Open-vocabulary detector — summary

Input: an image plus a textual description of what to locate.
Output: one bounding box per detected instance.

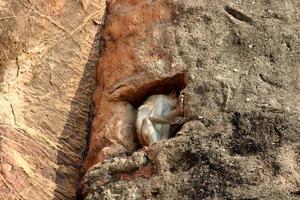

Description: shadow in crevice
[53,25,103,200]
[123,73,187,108]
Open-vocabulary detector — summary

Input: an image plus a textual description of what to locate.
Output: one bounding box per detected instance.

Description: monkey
[136,91,185,146]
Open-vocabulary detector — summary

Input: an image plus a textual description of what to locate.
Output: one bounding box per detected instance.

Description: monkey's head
[167,90,180,107]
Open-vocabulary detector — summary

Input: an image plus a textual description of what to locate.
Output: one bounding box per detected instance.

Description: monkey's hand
[171,116,186,125]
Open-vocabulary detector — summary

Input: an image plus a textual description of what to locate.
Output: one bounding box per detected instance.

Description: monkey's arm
[149,115,186,125]
[149,93,184,124]
[149,116,171,124]
[148,108,182,124]
[141,118,159,145]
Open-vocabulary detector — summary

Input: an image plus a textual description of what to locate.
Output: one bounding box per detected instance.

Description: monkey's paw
[172,116,186,125]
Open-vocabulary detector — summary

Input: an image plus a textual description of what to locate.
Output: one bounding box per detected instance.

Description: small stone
[246,98,251,102]
[233,68,238,72]
[249,44,253,48]
[261,103,268,108]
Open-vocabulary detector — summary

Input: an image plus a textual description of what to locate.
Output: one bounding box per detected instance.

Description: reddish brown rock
[83,0,186,171]
[119,164,154,181]
[82,95,137,171]
[0,0,106,199]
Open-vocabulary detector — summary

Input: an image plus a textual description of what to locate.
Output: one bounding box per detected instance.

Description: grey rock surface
[83,0,300,199]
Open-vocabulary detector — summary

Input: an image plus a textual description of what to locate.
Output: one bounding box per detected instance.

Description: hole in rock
[122,73,187,108]
[127,73,187,145]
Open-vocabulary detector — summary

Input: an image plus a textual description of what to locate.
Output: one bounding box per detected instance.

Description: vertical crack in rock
[54,26,104,200]
[10,103,16,126]
[15,57,20,78]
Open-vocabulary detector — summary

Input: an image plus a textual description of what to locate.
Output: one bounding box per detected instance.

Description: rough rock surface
[0,0,106,199]
[1,0,299,199]
[82,0,187,172]
[82,0,300,199]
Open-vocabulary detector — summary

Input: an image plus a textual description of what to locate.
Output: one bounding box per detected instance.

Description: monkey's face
[167,96,178,108]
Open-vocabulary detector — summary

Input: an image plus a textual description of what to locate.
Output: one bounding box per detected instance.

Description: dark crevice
[0,63,4,92]
[285,40,292,51]
[16,57,20,78]
[76,189,85,200]
[53,11,106,200]
[119,72,187,108]
[10,103,16,125]
[259,73,283,88]
[225,6,254,25]
[73,4,109,199]
[291,190,300,196]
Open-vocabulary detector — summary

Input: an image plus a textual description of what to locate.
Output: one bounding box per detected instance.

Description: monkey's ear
[169,90,177,98]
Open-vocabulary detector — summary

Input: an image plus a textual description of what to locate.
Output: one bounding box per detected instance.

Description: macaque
[136,91,184,146]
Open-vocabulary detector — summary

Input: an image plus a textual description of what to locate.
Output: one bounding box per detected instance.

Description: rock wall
[82,0,300,199]
[82,0,186,172]
[0,0,299,199]
[0,0,106,199]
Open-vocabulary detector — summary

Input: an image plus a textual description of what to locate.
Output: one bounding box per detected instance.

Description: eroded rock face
[83,0,186,171]
[83,95,137,171]
[0,0,106,199]
[82,0,300,199]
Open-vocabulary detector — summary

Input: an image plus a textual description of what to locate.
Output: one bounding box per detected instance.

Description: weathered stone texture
[83,0,186,171]
[1,0,300,199]
[0,0,106,199]
[83,0,300,199]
